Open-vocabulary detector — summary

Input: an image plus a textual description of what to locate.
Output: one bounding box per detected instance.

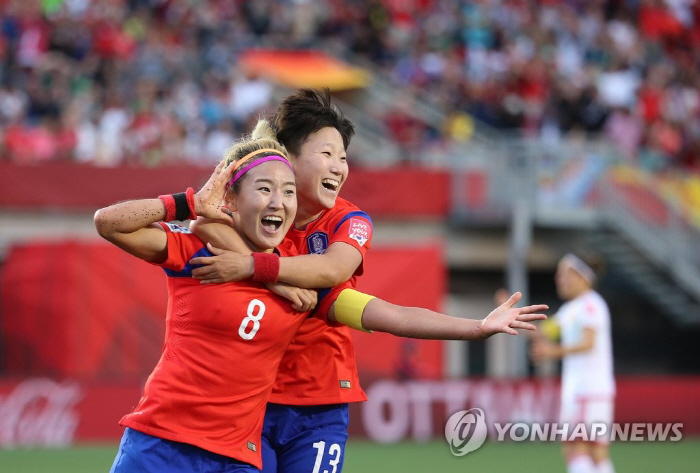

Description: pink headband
[229,155,294,187]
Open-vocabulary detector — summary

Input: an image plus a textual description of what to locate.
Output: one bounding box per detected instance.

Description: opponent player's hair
[222,119,290,193]
[270,88,355,156]
[560,251,605,287]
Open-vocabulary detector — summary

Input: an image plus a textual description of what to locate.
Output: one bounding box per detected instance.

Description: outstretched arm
[494,287,552,341]
[329,291,548,340]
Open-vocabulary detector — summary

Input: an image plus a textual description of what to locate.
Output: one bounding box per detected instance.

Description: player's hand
[189,243,254,283]
[480,292,548,337]
[194,160,236,223]
[266,283,317,312]
[530,339,559,362]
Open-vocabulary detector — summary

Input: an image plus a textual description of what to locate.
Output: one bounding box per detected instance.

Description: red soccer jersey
[269,197,373,405]
[120,223,307,468]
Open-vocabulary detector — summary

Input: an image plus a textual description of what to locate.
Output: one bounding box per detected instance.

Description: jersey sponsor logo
[247,441,257,452]
[348,218,371,246]
[339,380,352,389]
[307,232,329,255]
[164,223,192,234]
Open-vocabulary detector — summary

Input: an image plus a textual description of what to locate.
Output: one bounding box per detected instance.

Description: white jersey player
[531,254,615,473]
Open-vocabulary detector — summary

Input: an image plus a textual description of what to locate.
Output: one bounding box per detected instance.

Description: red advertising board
[0,162,459,218]
[3,241,698,447]
[351,246,446,381]
[0,377,698,446]
[0,242,168,379]
[348,377,700,441]
[0,378,140,446]
[0,241,446,380]
[0,240,448,445]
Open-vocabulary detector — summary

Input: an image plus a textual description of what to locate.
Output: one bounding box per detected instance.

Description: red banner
[352,245,446,381]
[0,242,168,380]
[340,167,451,218]
[4,241,699,446]
[0,377,698,446]
[1,241,446,380]
[0,162,213,210]
[0,378,141,446]
[0,162,460,217]
[0,240,448,445]
[349,377,700,441]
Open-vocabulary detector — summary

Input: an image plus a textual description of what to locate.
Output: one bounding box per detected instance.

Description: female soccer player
[94,121,314,472]
[531,254,615,473]
[189,89,547,473]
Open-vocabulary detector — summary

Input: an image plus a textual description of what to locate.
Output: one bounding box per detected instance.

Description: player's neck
[294,208,324,230]
[238,233,272,254]
[571,287,592,299]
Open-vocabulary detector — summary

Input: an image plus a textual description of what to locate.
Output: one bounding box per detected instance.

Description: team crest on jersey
[164,223,191,234]
[348,218,371,246]
[307,232,329,254]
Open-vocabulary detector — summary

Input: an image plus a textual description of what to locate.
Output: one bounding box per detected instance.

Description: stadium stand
[1,0,700,458]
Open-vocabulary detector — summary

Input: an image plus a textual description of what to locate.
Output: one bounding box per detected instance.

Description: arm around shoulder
[277,242,363,288]
[190,217,251,254]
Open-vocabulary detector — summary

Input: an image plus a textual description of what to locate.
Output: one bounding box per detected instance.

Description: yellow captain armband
[334,289,375,333]
[541,319,560,341]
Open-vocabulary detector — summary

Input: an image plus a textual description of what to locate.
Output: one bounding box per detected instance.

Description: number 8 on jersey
[239,299,266,340]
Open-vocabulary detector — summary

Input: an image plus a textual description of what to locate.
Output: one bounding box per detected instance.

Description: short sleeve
[329,211,373,276]
[579,298,606,329]
[312,281,354,325]
[153,222,208,274]
[276,237,298,257]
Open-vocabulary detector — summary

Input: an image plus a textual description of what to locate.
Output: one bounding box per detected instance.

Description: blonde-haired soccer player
[531,254,615,473]
[191,89,549,473]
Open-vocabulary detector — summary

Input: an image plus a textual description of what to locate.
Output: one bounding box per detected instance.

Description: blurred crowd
[366,0,700,174]
[1,0,699,176]
[0,0,279,166]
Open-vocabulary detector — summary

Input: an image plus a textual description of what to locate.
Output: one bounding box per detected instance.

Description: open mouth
[321,178,339,192]
[261,215,283,233]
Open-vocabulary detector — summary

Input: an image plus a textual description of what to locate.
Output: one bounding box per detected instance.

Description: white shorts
[559,394,614,444]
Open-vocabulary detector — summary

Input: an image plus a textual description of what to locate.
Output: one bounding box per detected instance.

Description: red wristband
[251,252,280,283]
[185,187,197,220]
[158,194,176,221]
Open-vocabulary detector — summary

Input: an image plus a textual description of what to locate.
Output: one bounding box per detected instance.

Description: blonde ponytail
[220,119,291,191]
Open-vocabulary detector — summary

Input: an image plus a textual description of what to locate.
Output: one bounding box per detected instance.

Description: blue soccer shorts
[110,427,260,473]
[261,403,350,473]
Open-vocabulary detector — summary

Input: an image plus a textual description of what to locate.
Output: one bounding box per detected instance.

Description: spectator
[0,0,698,177]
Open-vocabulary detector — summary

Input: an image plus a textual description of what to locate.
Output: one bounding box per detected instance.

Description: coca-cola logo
[0,378,82,447]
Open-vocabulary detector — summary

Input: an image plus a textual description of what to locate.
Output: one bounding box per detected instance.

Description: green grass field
[0,439,697,472]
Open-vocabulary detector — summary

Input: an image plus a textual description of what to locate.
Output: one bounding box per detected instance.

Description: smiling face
[290,126,348,225]
[226,160,297,252]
